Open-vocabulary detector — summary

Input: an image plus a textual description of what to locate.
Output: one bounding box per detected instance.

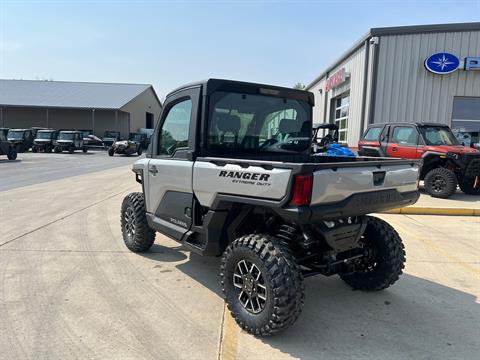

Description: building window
[334,94,349,142]
[451,97,480,148]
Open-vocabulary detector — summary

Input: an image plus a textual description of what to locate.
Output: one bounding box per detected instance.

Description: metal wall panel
[310,45,368,146]
[374,31,480,125]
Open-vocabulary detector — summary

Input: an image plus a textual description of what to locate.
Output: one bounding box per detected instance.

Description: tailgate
[310,163,419,205]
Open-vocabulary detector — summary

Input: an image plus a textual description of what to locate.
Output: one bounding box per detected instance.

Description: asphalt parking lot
[0,151,139,192]
[0,156,479,360]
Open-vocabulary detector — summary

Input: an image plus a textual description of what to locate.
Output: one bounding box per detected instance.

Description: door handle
[148,165,159,175]
[391,147,398,151]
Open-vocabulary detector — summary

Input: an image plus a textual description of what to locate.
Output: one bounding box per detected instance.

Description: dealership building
[0,79,162,137]
[307,22,480,147]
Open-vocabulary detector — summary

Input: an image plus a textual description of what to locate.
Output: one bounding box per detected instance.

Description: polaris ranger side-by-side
[0,128,17,160]
[54,131,88,154]
[32,129,58,153]
[7,128,35,153]
[120,79,420,336]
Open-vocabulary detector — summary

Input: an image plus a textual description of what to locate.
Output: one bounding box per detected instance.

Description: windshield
[37,131,54,140]
[207,92,311,155]
[104,131,119,138]
[58,132,75,141]
[420,126,459,146]
[7,130,25,140]
[129,133,142,141]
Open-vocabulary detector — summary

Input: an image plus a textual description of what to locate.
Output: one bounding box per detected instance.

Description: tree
[293,83,306,90]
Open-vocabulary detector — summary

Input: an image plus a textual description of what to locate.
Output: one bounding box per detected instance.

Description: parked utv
[312,123,339,152]
[7,128,35,152]
[102,131,121,147]
[129,132,150,150]
[54,131,88,153]
[0,128,17,160]
[108,139,142,156]
[32,129,58,153]
[358,122,480,198]
[120,79,420,336]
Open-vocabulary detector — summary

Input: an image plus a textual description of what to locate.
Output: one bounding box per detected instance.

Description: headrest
[214,113,241,133]
[279,119,300,134]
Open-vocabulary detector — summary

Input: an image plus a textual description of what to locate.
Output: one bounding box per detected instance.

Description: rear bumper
[275,189,420,224]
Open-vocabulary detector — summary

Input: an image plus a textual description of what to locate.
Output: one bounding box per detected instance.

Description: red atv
[359,122,480,198]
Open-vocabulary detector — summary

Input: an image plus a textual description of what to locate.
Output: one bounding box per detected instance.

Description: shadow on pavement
[0,159,21,164]
[419,186,479,202]
[174,253,479,359]
[139,243,189,263]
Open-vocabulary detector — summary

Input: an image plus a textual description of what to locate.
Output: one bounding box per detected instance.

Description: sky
[1,0,479,100]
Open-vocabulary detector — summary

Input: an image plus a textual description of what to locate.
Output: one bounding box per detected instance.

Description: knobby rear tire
[220,234,304,336]
[340,216,405,291]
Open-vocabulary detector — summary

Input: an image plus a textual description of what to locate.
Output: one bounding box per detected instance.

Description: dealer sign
[425,52,480,74]
[325,68,348,91]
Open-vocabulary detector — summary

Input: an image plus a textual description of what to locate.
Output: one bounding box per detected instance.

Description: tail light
[290,174,313,206]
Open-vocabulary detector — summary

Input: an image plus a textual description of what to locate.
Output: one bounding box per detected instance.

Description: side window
[363,127,382,141]
[158,99,192,155]
[391,127,418,145]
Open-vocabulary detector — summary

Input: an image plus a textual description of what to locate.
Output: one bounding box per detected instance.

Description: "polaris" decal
[219,170,271,186]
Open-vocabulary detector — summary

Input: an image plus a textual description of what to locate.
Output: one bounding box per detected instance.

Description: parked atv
[0,128,17,160]
[102,131,121,148]
[120,79,420,336]
[7,128,35,153]
[32,129,58,153]
[108,140,142,156]
[54,131,88,154]
[359,122,480,198]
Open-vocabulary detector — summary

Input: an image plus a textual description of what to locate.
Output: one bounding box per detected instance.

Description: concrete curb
[383,206,480,216]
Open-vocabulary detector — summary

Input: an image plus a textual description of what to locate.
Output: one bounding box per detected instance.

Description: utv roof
[313,123,339,130]
[166,78,315,105]
[37,129,56,132]
[368,122,450,127]
[9,128,30,131]
[59,130,81,133]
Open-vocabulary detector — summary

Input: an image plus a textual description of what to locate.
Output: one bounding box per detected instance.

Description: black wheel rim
[124,207,136,239]
[233,260,267,314]
[357,238,378,273]
[432,175,447,193]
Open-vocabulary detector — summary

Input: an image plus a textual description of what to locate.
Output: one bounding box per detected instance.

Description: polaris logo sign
[219,170,271,186]
[425,52,480,74]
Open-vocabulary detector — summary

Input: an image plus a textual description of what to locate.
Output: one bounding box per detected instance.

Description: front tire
[68,145,74,154]
[137,146,143,156]
[108,147,115,156]
[459,176,480,195]
[424,167,457,198]
[54,146,62,153]
[45,144,53,153]
[121,192,155,252]
[340,216,405,291]
[7,147,17,160]
[220,234,304,336]
[82,146,88,153]
[31,146,38,153]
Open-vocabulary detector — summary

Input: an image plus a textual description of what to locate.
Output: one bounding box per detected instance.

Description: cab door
[145,86,201,241]
[386,125,420,159]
